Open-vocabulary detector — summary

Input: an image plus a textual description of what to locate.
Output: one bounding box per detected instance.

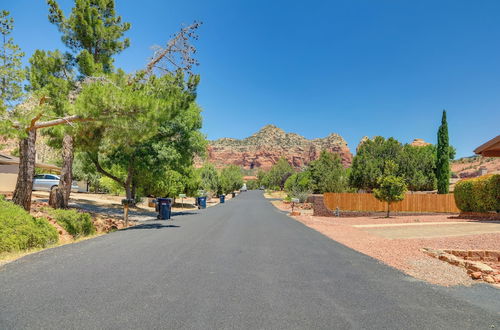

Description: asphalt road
[1,191,499,329]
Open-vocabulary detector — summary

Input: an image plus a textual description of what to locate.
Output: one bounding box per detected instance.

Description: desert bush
[454,174,500,212]
[0,199,59,253]
[287,191,311,203]
[46,208,95,238]
[285,171,312,202]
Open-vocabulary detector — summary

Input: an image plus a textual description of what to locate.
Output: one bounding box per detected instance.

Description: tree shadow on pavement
[123,222,180,230]
[172,211,198,216]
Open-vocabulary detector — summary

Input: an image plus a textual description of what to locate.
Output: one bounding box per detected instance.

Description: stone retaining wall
[423,248,500,284]
[307,195,333,217]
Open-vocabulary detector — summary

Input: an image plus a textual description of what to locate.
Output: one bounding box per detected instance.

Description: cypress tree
[436,110,450,194]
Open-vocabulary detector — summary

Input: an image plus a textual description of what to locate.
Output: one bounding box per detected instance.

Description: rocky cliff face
[202,125,352,170]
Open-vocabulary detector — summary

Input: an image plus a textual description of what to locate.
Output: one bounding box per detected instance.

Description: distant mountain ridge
[200,125,352,170]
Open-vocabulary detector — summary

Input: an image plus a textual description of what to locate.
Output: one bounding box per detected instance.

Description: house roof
[0,153,61,172]
[474,135,500,157]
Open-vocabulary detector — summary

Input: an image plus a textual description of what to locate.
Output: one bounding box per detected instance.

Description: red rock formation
[199,125,352,170]
[410,138,432,147]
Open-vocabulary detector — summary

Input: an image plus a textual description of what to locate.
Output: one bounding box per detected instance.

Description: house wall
[0,164,19,192]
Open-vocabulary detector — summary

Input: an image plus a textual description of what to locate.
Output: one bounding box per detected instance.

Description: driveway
[357,221,500,239]
[1,191,498,329]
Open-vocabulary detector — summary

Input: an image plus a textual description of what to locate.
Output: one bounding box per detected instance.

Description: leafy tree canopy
[219,165,243,195]
[47,0,131,75]
[349,136,402,191]
[198,163,219,197]
[308,150,347,193]
[0,10,24,110]
[262,157,294,190]
[350,136,455,192]
[373,160,408,217]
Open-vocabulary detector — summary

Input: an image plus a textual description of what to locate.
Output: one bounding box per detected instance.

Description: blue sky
[3,0,500,158]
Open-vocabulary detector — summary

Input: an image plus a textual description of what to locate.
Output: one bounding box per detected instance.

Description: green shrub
[285,172,312,202]
[454,174,500,212]
[46,208,95,238]
[246,180,259,190]
[0,199,59,253]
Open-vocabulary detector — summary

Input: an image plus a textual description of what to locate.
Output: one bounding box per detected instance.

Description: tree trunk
[49,134,74,209]
[131,181,137,202]
[12,130,37,211]
[386,202,391,218]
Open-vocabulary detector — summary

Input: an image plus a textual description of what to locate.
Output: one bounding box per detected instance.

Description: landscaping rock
[470,272,482,280]
[482,275,495,283]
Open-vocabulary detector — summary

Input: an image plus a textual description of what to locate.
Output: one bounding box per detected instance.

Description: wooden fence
[323,193,460,213]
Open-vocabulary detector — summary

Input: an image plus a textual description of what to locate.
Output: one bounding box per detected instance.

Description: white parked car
[33,174,79,192]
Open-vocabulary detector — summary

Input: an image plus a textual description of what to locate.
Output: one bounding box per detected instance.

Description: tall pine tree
[44,0,131,208]
[436,110,450,194]
[0,10,24,110]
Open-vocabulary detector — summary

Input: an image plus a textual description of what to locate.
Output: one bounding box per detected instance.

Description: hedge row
[0,198,59,253]
[45,208,95,238]
[454,174,500,213]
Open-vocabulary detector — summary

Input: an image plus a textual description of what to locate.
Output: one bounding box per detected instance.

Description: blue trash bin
[198,196,207,209]
[219,195,225,203]
[157,198,172,220]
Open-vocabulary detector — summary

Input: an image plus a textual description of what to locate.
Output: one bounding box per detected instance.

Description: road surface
[1,191,499,329]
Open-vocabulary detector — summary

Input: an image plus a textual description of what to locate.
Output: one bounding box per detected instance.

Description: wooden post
[124,204,129,227]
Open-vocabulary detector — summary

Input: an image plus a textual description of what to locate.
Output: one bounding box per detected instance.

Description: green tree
[0,10,24,110]
[308,150,347,193]
[0,13,82,211]
[436,110,450,194]
[155,170,185,198]
[264,158,294,190]
[373,161,407,217]
[43,0,131,208]
[199,163,219,197]
[256,169,267,187]
[70,21,202,204]
[246,180,259,190]
[219,165,243,195]
[284,171,312,202]
[397,145,436,191]
[183,166,202,197]
[98,164,125,195]
[72,151,102,192]
[47,0,130,75]
[77,71,202,201]
[349,136,402,191]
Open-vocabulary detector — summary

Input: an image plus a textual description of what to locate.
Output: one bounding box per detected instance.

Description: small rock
[483,275,495,283]
[470,272,482,280]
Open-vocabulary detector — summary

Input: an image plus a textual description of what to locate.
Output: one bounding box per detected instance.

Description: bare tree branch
[141,21,202,79]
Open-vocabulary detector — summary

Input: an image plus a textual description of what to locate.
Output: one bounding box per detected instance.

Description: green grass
[0,199,59,253]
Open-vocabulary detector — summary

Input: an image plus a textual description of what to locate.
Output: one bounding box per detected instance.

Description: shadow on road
[123,222,180,230]
[172,211,199,216]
